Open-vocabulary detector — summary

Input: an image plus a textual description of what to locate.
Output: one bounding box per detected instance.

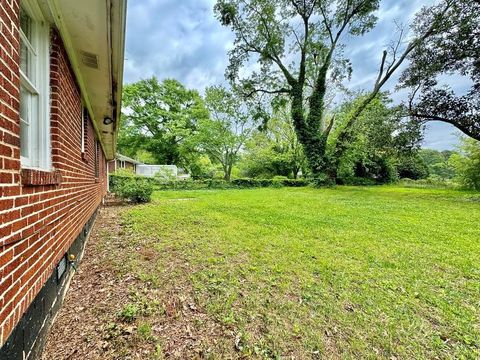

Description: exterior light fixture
[103,117,113,125]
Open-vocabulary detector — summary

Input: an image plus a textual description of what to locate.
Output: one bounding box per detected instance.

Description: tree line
[118,0,479,189]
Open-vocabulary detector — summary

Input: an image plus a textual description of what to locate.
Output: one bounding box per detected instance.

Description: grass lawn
[109,186,479,359]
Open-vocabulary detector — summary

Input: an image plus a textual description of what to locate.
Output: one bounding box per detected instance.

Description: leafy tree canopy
[401,0,480,140]
[193,85,257,180]
[118,77,209,168]
[215,0,453,180]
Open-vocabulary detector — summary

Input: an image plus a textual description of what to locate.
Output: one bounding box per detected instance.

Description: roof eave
[45,0,127,161]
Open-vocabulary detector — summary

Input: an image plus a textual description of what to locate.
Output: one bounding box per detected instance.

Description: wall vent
[80,50,99,69]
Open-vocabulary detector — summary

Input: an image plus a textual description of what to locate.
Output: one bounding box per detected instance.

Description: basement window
[19,2,50,170]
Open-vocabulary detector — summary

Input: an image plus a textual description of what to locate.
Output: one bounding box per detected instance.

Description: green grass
[120,186,480,359]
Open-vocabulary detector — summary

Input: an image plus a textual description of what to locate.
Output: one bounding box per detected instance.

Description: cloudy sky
[124,0,463,150]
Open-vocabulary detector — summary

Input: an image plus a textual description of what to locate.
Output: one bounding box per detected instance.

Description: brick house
[107,153,143,174]
[0,0,127,358]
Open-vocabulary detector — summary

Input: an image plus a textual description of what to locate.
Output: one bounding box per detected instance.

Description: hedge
[109,174,155,203]
[110,174,311,192]
[157,177,310,190]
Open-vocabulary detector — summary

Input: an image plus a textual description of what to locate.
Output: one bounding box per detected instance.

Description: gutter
[109,0,128,159]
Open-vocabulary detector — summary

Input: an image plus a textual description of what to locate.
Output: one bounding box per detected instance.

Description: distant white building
[136,164,178,178]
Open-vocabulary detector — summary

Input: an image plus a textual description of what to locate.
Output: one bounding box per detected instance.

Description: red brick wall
[0,1,108,346]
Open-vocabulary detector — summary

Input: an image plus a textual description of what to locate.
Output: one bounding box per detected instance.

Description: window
[94,140,99,178]
[19,3,50,169]
[81,106,88,154]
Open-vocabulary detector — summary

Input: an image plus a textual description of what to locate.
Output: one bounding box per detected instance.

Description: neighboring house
[0,1,126,359]
[107,153,143,174]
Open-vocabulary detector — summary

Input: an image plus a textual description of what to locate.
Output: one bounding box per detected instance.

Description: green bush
[110,175,154,203]
[157,180,209,190]
[113,168,136,176]
[396,155,429,180]
[310,175,335,187]
[271,180,285,188]
[206,179,230,188]
[109,174,131,191]
[398,177,456,189]
[231,178,262,187]
[341,177,377,186]
[282,179,310,187]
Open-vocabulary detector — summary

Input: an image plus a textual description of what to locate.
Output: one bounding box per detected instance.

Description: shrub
[113,176,154,203]
[341,177,376,186]
[206,179,230,188]
[271,179,285,188]
[396,155,429,180]
[113,168,136,176]
[109,174,131,191]
[282,179,310,187]
[398,177,455,189]
[232,178,261,188]
[310,175,335,187]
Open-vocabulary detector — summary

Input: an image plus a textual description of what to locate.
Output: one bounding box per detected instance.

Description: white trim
[19,70,39,94]
[19,1,51,171]
[19,29,37,56]
[81,107,86,154]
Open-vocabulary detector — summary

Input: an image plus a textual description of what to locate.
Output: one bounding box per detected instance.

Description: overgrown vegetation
[111,173,154,203]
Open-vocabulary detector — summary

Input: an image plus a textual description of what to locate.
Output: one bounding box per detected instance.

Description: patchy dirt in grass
[41,206,231,360]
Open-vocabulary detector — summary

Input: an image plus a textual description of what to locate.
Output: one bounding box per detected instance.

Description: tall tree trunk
[223,164,232,181]
[222,162,229,181]
[301,134,328,179]
[290,87,328,180]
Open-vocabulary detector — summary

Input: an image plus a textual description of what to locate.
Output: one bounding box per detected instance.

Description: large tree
[195,86,256,181]
[214,0,452,179]
[119,77,209,168]
[400,1,480,141]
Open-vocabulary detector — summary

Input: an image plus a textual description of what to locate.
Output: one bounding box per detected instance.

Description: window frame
[94,139,99,178]
[19,0,51,170]
[81,106,87,154]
